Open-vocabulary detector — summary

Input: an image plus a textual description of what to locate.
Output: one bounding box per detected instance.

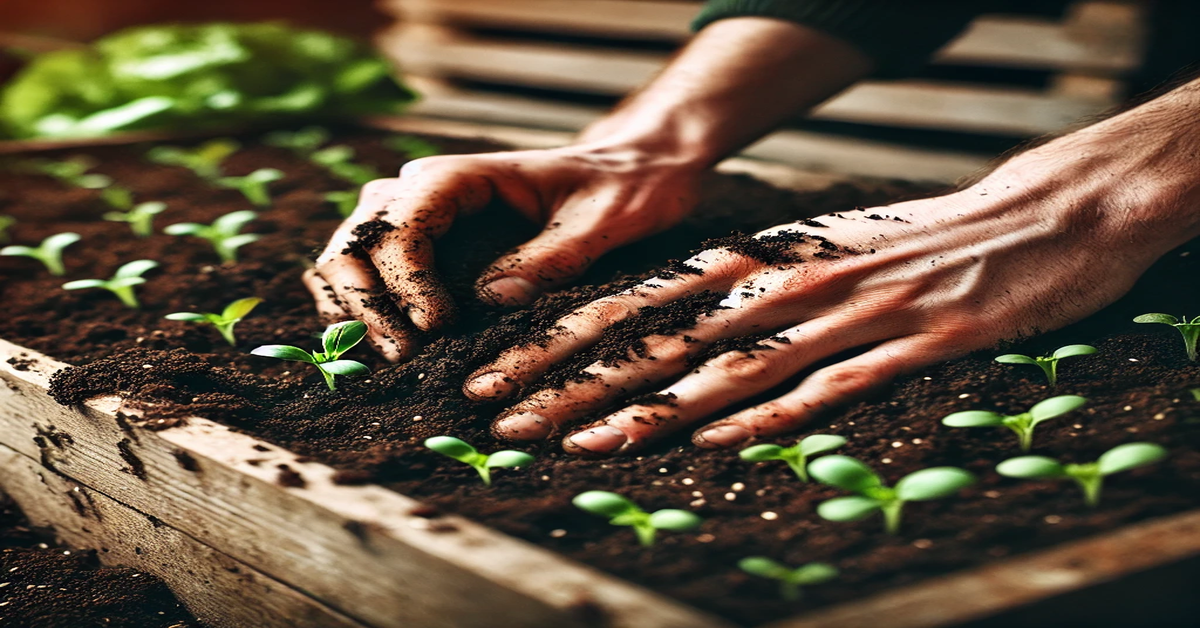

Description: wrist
[575,113,720,171]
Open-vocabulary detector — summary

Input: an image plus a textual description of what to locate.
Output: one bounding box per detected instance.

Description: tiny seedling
[26,156,111,189]
[62,259,158,309]
[423,436,533,485]
[251,320,370,390]
[573,491,702,546]
[995,344,1096,386]
[0,215,16,243]
[147,139,241,179]
[739,434,846,482]
[1133,313,1199,361]
[738,558,838,601]
[809,456,974,534]
[103,201,167,237]
[164,210,259,263]
[310,145,380,185]
[384,135,440,160]
[996,442,1168,507]
[263,126,330,155]
[165,297,262,346]
[215,168,284,207]
[1,232,81,275]
[1192,388,1200,402]
[324,190,359,218]
[942,395,1086,452]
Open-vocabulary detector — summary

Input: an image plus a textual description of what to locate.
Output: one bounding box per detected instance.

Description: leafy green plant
[809,456,974,534]
[324,190,359,218]
[1134,313,1199,362]
[264,127,330,155]
[423,436,533,486]
[310,145,380,185]
[0,215,15,243]
[995,344,1096,386]
[573,491,702,546]
[0,232,80,275]
[942,395,1086,452]
[996,442,1168,507]
[103,201,167,237]
[147,139,241,179]
[164,210,259,263]
[739,434,846,481]
[384,135,440,160]
[166,297,262,345]
[215,168,283,207]
[250,320,370,390]
[738,558,838,601]
[62,259,157,308]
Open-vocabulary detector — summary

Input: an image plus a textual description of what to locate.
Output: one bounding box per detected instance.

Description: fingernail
[481,277,539,306]
[565,425,628,454]
[694,425,750,448]
[494,412,551,440]
[464,371,516,400]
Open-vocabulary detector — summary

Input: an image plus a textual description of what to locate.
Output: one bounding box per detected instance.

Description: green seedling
[996,442,1168,507]
[423,436,534,486]
[739,434,846,482]
[0,215,15,243]
[995,344,1096,386]
[942,395,1086,452]
[164,210,259,263]
[384,135,440,160]
[263,126,330,155]
[62,259,157,309]
[1134,313,1199,361]
[1192,388,1200,402]
[166,297,262,346]
[26,156,111,189]
[251,320,370,390]
[324,190,359,218]
[573,491,702,546]
[310,145,380,185]
[738,558,838,601]
[103,201,166,237]
[809,456,974,534]
[1,232,80,275]
[215,168,284,207]
[146,139,241,179]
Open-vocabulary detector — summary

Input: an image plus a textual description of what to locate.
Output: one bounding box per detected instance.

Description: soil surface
[1,130,1197,626]
[0,494,196,627]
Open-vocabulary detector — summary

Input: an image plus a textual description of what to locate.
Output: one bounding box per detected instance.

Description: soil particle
[172,450,200,473]
[275,464,306,488]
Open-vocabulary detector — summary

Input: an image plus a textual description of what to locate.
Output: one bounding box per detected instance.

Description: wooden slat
[383,0,1143,72]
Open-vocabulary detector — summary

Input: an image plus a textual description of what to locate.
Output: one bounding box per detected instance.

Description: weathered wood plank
[0,444,368,628]
[0,340,731,628]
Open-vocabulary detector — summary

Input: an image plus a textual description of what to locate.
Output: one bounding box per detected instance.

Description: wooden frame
[1,118,1197,628]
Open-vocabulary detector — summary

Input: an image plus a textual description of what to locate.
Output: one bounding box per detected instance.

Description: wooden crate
[1,117,1198,628]
[376,0,1146,182]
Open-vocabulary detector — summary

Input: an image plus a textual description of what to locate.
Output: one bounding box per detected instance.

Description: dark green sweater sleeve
[692,1,1008,77]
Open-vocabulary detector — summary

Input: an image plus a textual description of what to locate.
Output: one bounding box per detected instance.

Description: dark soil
[2,130,1197,626]
[0,494,196,627]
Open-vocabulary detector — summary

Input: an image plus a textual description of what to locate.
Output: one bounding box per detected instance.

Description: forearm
[575,17,872,169]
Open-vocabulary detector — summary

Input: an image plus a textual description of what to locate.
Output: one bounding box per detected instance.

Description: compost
[1,130,1196,625]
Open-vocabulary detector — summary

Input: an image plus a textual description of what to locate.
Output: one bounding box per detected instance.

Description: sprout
[809,456,974,534]
[215,168,284,207]
[1,232,81,275]
[99,186,134,210]
[147,139,241,179]
[996,442,1168,507]
[103,201,167,237]
[738,558,838,601]
[1133,313,1199,361]
[310,145,380,185]
[251,320,370,390]
[423,436,534,485]
[26,156,111,189]
[739,434,846,481]
[0,215,16,244]
[995,344,1096,386]
[164,210,259,263]
[62,259,158,309]
[263,127,330,155]
[166,297,262,345]
[1192,388,1200,402]
[572,491,702,546]
[324,190,359,218]
[384,135,440,160]
[942,395,1086,452]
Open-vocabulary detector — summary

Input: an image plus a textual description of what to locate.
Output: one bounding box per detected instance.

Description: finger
[311,253,412,362]
[464,248,747,401]
[302,268,349,323]
[692,334,957,449]
[560,313,909,455]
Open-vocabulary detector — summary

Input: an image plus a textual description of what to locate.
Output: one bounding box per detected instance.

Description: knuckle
[810,363,879,395]
[582,296,638,325]
[710,351,782,385]
[531,245,592,279]
[641,335,693,366]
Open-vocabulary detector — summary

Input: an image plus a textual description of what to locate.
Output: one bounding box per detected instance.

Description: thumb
[476,222,613,306]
